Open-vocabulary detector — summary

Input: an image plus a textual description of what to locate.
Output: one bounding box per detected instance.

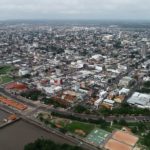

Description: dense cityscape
[0,21,150,150]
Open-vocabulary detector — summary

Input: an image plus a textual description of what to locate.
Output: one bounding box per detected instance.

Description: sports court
[104,130,139,150]
[85,128,110,146]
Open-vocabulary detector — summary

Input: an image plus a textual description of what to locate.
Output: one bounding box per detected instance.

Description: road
[0,87,150,123]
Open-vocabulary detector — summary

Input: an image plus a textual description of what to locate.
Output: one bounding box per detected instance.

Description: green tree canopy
[24,139,83,150]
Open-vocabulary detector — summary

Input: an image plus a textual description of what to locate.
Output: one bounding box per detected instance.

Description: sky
[0,0,149,20]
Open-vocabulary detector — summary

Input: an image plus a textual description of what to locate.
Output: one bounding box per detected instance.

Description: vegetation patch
[64,121,95,136]
[0,75,13,84]
[99,103,150,116]
[37,113,97,137]
[138,81,150,94]
[42,97,67,108]
[0,66,13,75]
[21,90,45,101]
[74,105,90,114]
[24,138,83,150]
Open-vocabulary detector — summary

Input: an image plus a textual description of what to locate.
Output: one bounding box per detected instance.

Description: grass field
[0,66,13,75]
[0,75,13,85]
[38,113,98,137]
[64,121,95,136]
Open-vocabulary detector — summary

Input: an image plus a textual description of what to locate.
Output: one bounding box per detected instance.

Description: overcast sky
[0,0,149,20]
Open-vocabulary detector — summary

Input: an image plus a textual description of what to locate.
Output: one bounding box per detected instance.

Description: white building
[99,91,108,99]
[102,35,113,41]
[103,99,115,107]
[91,54,103,61]
[18,69,30,76]
[119,88,130,95]
[127,92,150,109]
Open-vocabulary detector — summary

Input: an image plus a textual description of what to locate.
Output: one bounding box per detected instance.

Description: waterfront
[0,109,10,121]
[0,119,74,150]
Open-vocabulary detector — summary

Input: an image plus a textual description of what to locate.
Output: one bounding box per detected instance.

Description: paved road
[0,87,150,123]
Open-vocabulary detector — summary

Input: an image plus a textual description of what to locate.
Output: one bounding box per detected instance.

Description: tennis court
[85,128,110,146]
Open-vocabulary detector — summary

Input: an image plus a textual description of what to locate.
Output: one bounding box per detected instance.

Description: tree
[74,105,87,113]
[131,127,138,134]
[39,116,43,122]
[44,119,49,125]
[24,139,83,150]
[141,132,150,148]
[59,128,67,134]
[119,119,127,126]
[113,119,118,124]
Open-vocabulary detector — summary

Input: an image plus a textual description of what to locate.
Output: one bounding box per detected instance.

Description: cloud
[0,0,149,20]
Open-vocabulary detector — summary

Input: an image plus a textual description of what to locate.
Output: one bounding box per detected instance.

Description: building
[99,91,108,99]
[119,88,130,96]
[94,98,103,108]
[102,99,115,109]
[18,69,30,77]
[141,46,147,59]
[127,92,150,109]
[114,95,125,103]
[119,76,135,87]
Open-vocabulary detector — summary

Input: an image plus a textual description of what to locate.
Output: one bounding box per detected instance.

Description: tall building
[141,45,147,59]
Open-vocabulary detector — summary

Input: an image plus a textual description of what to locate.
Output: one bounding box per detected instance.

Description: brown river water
[0,120,74,150]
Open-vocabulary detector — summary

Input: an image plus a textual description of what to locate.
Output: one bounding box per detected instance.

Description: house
[119,76,135,87]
